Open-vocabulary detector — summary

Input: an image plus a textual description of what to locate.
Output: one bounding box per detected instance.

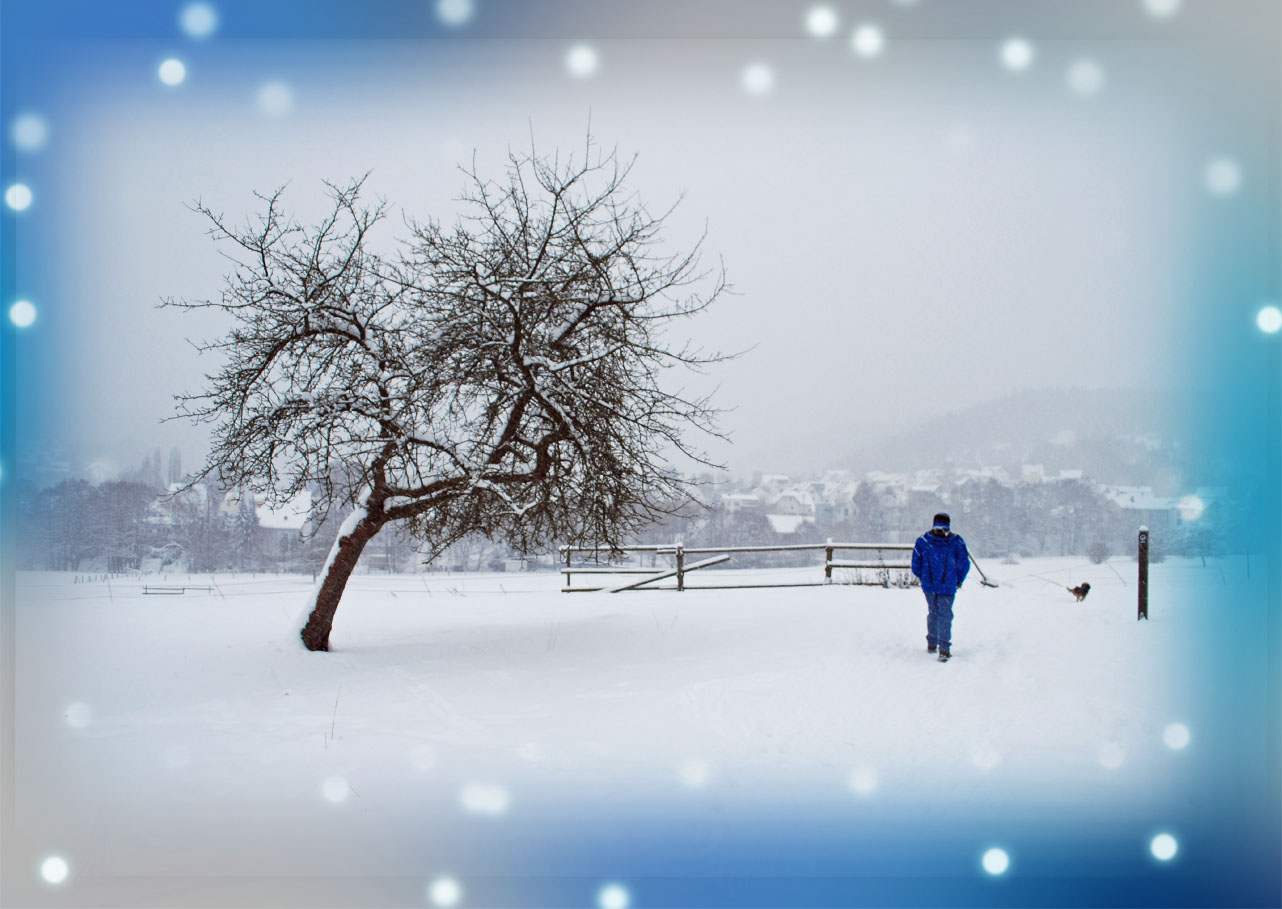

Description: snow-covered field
[11,556,1226,890]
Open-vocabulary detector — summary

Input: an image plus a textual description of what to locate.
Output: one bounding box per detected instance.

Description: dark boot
[938,650,951,662]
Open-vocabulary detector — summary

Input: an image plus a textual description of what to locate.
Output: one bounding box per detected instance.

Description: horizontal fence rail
[559,541,917,593]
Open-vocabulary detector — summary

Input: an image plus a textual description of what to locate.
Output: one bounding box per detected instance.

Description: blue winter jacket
[911,529,971,595]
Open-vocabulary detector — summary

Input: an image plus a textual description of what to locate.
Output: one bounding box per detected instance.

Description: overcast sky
[10,0,1278,482]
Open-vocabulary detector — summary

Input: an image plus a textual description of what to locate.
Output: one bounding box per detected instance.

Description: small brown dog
[1067,582,1091,602]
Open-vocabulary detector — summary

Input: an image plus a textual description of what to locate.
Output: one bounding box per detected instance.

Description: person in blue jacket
[911,512,970,662]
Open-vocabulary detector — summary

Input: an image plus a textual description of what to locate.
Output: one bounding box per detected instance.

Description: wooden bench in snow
[143,585,214,595]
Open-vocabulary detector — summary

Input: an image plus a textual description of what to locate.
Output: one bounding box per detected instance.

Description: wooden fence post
[824,539,834,583]
[676,543,685,592]
[1137,526,1149,621]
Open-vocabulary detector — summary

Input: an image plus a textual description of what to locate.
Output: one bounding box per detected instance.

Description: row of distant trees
[13,475,263,573]
[11,470,1234,574]
[11,465,537,575]
[630,476,1235,567]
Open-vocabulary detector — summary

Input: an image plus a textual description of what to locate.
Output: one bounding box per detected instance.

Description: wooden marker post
[1137,526,1149,621]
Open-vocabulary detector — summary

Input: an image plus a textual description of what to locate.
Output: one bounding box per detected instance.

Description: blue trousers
[924,592,955,651]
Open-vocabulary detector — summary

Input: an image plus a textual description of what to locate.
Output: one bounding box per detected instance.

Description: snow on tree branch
[167,138,730,651]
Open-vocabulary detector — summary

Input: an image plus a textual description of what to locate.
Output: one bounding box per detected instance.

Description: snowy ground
[11,556,1225,890]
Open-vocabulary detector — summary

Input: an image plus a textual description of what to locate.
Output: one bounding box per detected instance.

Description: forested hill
[843,387,1189,490]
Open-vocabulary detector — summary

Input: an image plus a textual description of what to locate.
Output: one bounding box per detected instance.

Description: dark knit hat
[932,513,951,528]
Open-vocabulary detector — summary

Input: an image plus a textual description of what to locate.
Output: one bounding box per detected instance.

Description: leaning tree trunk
[300,506,384,652]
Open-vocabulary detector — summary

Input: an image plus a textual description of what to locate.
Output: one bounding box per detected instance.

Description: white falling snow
[428,876,463,907]
[1257,305,1282,334]
[982,848,1011,875]
[436,0,473,27]
[565,44,599,78]
[1142,0,1183,18]
[158,58,187,86]
[598,883,631,909]
[459,782,510,815]
[848,766,878,796]
[1066,59,1105,97]
[805,6,839,38]
[1162,723,1190,750]
[1177,495,1204,522]
[179,3,218,40]
[9,300,36,328]
[851,24,886,58]
[1150,832,1179,860]
[1203,157,1242,196]
[5,183,33,211]
[11,113,48,152]
[41,856,70,885]
[1000,37,1035,71]
[257,81,294,117]
[741,63,774,96]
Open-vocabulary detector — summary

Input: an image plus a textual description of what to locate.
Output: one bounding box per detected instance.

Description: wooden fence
[559,541,915,593]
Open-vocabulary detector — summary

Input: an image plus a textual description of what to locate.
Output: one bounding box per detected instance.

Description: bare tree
[170,140,728,651]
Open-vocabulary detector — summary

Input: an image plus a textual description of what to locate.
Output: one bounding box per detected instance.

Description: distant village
[638,464,1229,567]
[13,447,1236,575]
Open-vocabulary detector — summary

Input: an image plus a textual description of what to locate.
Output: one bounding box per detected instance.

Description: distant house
[772,488,816,516]
[218,487,248,518]
[256,491,313,560]
[147,482,210,528]
[1102,485,1177,533]
[757,474,793,499]
[766,514,810,535]
[823,479,859,525]
[957,466,1012,485]
[721,493,764,513]
[815,496,856,525]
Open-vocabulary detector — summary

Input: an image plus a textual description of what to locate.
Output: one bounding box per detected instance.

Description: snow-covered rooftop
[256,491,312,531]
[766,513,809,534]
[1102,486,1177,512]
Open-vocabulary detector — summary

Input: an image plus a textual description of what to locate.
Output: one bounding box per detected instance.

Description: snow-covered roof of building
[167,482,209,506]
[775,488,816,507]
[256,491,312,531]
[821,481,858,503]
[1102,486,1177,512]
[766,514,809,535]
[957,467,1011,483]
